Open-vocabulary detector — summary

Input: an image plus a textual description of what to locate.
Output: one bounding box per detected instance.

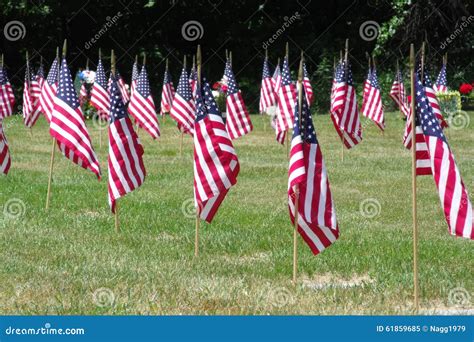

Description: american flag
[90,57,110,120]
[130,60,139,97]
[414,72,473,239]
[361,66,385,131]
[50,57,101,179]
[434,62,448,93]
[24,68,43,128]
[0,120,11,175]
[272,62,285,144]
[288,86,339,255]
[224,62,253,139]
[0,66,15,119]
[79,81,88,104]
[170,66,195,135]
[330,61,362,149]
[128,65,160,139]
[160,68,175,115]
[193,78,239,223]
[189,64,197,99]
[275,56,296,140]
[107,73,146,213]
[259,56,276,114]
[389,70,409,117]
[116,70,130,103]
[36,64,45,89]
[362,66,372,105]
[22,63,34,125]
[302,62,313,105]
[39,57,59,123]
[421,66,448,129]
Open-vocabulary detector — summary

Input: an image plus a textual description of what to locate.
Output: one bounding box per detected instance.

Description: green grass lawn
[0,111,472,315]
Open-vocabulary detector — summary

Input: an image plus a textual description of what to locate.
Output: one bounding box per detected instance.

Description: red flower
[459,83,473,95]
[212,82,220,90]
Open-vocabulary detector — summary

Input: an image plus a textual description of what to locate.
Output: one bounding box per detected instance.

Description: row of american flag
[0,45,472,258]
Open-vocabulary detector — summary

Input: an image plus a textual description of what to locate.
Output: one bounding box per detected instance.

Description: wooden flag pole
[179,55,187,157]
[409,43,419,312]
[46,42,66,210]
[110,49,120,233]
[225,49,228,61]
[195,45,202,257]
[292,51,304,284]
[1,54,3,68]
[397,59,404,119]
[229,51,232,66]
[25,51,33,138]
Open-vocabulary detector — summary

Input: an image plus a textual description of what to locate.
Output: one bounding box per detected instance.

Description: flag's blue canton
[396,70,403,83]
[202,79,221,117]
[334,62,345,83]
[132,62,139,81]
[29,70,37,82]
[262,58,271,78]
[163,70,172,85]
[95,59,107,88]
[436,64,447,86]
[137,66,151,97]
[303,63,310,79]
[37,65,45,79]
[370,68,380,89]
[366,67,372,82]
[224,64,239,95]
[415,73,445,143]
[0,67,9,85]
[109,77,127,123]
[190,67,197,81]
[57,58,80,109]
[194,83,207,122]
[423,69,433,87]
[46,58,59,84]
[281,56,292,86]
[293,88,318,144]
[24,63,30,82]
[177,67,192,101]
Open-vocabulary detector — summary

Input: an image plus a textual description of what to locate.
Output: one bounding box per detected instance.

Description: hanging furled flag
[275,56,296,143]
[36,63,45,90]
[193,78,239,223]
[50,57,101,178]
[224,61,253,139]
[288,86,339,255]
[189,63,197,99]
[403,104,431,175]
[39,56,59,123]
[259,56,276,114]
[116,70,130,103]
[107,73,146,213]
[272,62,282,91]
[434,62,448,93]
[24,69,43,128]
[302,62,313,105]
[361,66,385,131]
[170,65,195,136]
[128,65,160,139]
[362,66,372,106]
[330,61,362,149]
[90,56,110,120]
[160,67,175,115]
[389,70,409,117]
[272,61,285,144]
[0,66,15,119]
[22,62,34,125]
[130,59,139,97]
[413,72,473,239]
[421,66,448,129]
[79,80,88,105]
[0,120,11,175]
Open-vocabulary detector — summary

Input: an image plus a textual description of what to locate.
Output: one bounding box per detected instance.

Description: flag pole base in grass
[195,211,200,257]
[45,138,56,210]
[115,203,120,233]
[292,187,299,284]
